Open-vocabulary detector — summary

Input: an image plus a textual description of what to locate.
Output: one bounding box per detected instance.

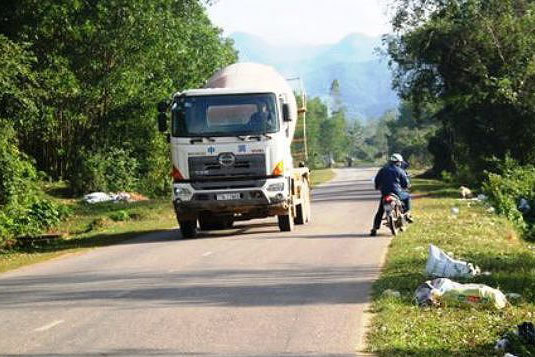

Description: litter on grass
[518,198,531,214]
[495,322,535,356]
[477,194,488,201]
[83,192,148,204]
[382,289,401,298]
[426,244,480,278]
[414,278,507,309]
[506,293,522,301]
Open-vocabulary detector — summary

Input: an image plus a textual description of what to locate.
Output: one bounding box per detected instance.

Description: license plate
[216,193,241,201]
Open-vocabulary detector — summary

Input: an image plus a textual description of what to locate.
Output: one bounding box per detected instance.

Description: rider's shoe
[370,229,377,237]
[405,214,414,224]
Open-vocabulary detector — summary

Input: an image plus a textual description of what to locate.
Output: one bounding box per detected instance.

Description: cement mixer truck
[157,63,311,238]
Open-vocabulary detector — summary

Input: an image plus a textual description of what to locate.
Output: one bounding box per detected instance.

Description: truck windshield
[171,94,279,137]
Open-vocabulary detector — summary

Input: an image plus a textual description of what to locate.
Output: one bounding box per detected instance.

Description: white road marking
[202,251,213,257]
[34,320,64,332]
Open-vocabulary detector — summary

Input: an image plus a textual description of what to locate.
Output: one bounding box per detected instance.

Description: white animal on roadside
[460,186,473,199]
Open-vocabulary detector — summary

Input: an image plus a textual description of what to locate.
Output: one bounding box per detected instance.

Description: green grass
[366,179,535,356]
[310,168,336,187]
[0,198,177,273]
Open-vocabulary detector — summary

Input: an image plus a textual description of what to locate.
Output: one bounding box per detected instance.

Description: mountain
[230,32,398,120]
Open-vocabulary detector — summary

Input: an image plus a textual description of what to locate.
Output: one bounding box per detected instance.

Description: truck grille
[188,154,266,190]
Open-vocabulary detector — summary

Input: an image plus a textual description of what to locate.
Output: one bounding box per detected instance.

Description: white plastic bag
[414,278,507,309]
[426,244,480,278]
[83,192,115,204]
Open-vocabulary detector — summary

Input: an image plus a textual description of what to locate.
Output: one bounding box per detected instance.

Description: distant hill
[230,32,399,120]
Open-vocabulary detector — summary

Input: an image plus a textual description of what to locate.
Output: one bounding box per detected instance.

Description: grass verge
[366,178,535,356]
[0,199,177,273]
[310,168,336,187]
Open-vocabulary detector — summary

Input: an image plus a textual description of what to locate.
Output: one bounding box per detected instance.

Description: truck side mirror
[158,113,168,132]
[282,103,291,122]
[157,100,168,113]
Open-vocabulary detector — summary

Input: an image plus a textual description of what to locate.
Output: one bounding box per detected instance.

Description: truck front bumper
[172,179,290,220]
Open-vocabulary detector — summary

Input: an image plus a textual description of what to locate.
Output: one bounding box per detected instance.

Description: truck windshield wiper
[237,134,272,141]
[190,136,216,144]
[249,134,272,140]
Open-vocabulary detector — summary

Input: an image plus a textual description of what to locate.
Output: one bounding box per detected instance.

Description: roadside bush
[0,123,38,207]
[483,158,535,240]
[109,210,130,222]
[1,199,70,248]
[72,147,139,194]
[0,124,70,249]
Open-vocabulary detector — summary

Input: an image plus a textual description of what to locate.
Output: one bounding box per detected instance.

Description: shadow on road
[5,351,360,357]
[0,263,382,308]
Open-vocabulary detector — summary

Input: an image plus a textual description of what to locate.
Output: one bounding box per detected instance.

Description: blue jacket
[374,163,409,196]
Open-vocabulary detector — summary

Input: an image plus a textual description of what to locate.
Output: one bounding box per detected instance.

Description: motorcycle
[382,194,406,236]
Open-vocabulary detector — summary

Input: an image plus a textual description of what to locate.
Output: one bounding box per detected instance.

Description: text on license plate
[216,193,241,200]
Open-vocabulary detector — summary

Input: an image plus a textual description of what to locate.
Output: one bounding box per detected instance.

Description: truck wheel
[278,207,294,232]
[294,204,305,225]
[179,220,198,239]
[294,180,311,225]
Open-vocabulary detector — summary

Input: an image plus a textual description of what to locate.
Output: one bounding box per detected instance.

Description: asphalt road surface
[0,168,391,357]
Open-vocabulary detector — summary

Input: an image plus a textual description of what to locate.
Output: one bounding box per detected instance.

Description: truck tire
[179,220,198,239]
[278,207,294,232]
[294,180,311,225]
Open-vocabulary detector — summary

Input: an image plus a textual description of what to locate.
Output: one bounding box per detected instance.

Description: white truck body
[162,63,310,237]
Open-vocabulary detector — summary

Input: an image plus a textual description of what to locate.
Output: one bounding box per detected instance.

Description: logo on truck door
[218,152,236,167]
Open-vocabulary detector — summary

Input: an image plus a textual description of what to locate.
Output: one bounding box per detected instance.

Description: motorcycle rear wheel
[387,215,398,236]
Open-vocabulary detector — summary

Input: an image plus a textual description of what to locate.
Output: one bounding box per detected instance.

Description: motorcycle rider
[370,153,413,236]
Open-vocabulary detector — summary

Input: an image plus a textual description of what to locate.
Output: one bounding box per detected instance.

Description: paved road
[0,168,390,357]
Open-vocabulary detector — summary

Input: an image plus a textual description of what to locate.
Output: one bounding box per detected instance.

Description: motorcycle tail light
[384,195,394,203]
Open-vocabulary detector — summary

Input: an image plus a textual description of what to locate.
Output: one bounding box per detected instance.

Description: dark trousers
[372,198,384,230]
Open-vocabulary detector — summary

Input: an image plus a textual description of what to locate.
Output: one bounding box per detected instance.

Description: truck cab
[159,63,311,238]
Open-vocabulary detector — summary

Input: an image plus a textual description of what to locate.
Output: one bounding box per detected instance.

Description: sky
[206,0,392,45]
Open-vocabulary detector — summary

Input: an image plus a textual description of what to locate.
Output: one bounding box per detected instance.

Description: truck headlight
[267,182,285,192]
[174,186,192,197]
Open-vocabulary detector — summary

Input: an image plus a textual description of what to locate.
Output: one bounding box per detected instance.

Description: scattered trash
[518,198,531,214]
[495,337,510,351]
[506,293,522,301]
[83,192,148,204]
[426,244,480,278]
[518,322,535,345]
[414,278,507,309]
[495,322,535,356]
[477,194,488,201]
[506,231,518,241]
[504,353,518,357]
[482,271,492,276]
[460,186,473,199]
[83,192,115,204]
[451,207,460,215]
[382,289,401,298]
[487,207,496,213]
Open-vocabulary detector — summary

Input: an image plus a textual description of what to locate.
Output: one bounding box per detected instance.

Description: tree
[0,0,237,194]
[386,0,535,176]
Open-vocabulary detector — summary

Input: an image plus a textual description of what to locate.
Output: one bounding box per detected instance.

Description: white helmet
[390,153,403,163]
